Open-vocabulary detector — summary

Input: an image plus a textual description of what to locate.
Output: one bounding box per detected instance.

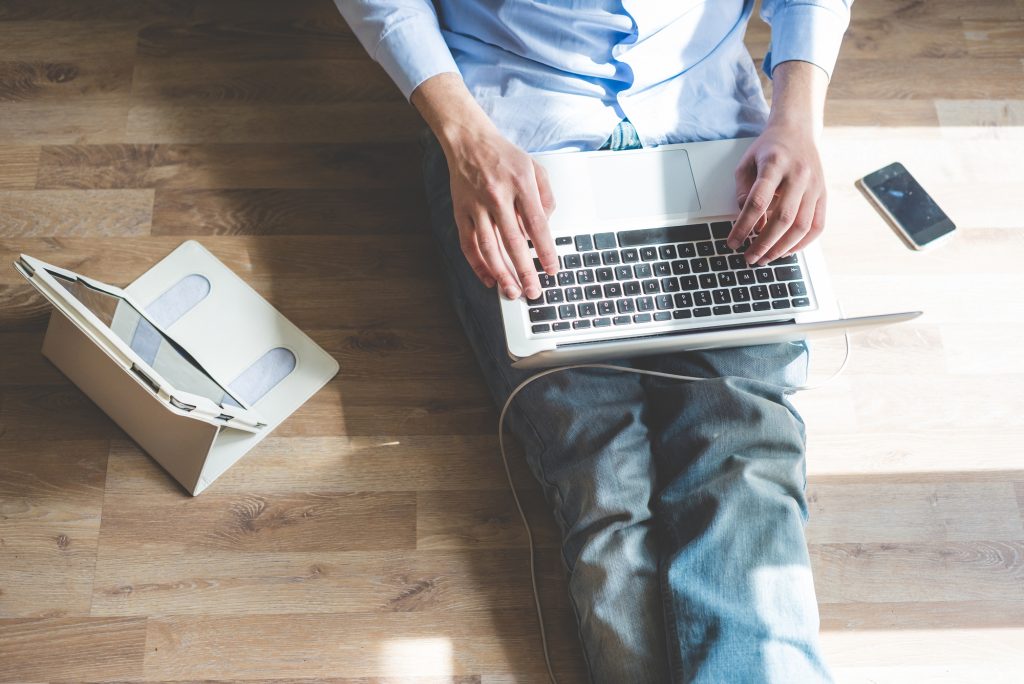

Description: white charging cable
[497,325,852,684]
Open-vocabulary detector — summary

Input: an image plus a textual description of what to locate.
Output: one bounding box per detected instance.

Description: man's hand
[412,73,557,301]
[728,61,830,266]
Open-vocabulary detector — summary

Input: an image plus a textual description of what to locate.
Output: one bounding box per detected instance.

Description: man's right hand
[412,73,558,301]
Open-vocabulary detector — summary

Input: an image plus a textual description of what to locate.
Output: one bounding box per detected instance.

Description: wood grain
[1,1,1022,681]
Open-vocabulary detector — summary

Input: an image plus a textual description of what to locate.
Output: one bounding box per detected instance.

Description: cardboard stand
[14,240,339,495]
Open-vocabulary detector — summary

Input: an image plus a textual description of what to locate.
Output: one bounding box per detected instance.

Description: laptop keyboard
[526,221,811,334]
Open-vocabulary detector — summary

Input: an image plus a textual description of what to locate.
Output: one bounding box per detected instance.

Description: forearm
[411,73,499,156]
[766,61,829,135]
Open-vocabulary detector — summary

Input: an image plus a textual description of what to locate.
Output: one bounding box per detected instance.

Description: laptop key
[642,279,660,294]
[698,274,717,289]
[788,281,807,296]
[755,268,774,283]
[585,285,602,300]
[697,241,715,256]
[615,265,633,280]
[594,232,617,250]
[575,234,594,252]
[529,306,557,322]
[732,303,751,314]
[621,248,639,263]
[526,294,543,305]
[640,246,658,261]
[674,292,693,308]
[673,309,693,319]
[751,285,769,300]
[678,243,697,258]
[578,302,597,317]
[634,263,653,278]
[660,277,681,292]
[634,313,652,323]
[792,297,810,307]
[728,254,747,270]
[694,291,712,306]
[690,258,710,273]
[654,311,672,321]
[545,289,564,304]
[710,256,728,271]
[659,244,677,259]
[618,223,709,247]
[623,280,641,296]
[539,273,557,288]
[594,317,612,327]
[737,270,756,285]
[583,252,601,267]
[712,305,731,316]
[771,299,790,309]
[769,283,788,298]
[717,272,736,287]
[563,254,582,269]
[598,300,615,315]
[693,307,712,317]
[577,269,595,284]
[710,221,733,239]
[679,276,699,290]
[602,250,621,265]
[712,289,731,304]
[652,262,670,277]
[553,321,571,331]
[616,298,635,314]
[714,240,734,255]
[731,286,751,302]
[769,254,799,266]
[656,295,674,310]
[557,271,575,286]
[572,319,592,329]
[558,304,577,319]
[613,315,631,325]
[532,323,551,333]
[566,287,583,301]
[774,265,802,281]
[596,267,614,282]
[752,301,771,311]
[555,236,572,246]
[636,296,654,311]
[603,283,622,298]
[671,260,690,275]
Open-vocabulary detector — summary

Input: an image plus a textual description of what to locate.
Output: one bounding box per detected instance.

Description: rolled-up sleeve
[759,0,853,80]
[334,0,460,99]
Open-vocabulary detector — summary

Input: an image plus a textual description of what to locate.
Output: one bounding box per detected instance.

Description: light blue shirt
[335,0,852,152]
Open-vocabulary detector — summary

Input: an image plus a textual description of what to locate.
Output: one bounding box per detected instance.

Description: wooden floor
[1,1,1023,681]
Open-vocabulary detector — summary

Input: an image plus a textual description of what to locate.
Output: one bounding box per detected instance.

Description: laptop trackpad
[584,148,701,224]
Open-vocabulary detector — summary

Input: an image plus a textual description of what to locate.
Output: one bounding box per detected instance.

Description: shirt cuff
[762,3,851,81]
[373,16,461,100]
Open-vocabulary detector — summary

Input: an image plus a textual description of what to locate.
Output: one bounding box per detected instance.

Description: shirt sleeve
[334,0,460,100]
[759,0,853,80]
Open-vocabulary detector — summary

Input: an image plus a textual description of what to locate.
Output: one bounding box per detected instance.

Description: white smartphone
[856,162,956,250]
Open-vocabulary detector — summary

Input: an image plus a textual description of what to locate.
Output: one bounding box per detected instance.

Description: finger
[733,146,757,211]
[785,193,827,255]
[533,160,557,218]
[456,215,496,288]
[757,191,817,263]
[515,173,558,276]
[474,211,521,299]
[729,169,783,249]
[745,178,806,265]
[493,202,542,300]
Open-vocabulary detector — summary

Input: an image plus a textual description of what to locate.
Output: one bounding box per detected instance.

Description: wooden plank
[824,99,939,126]
[151,187,426,235]
[97,490,417,552]
[0,617,146,681]
[0,189,152,236]
[0,439,108,618]
[935,99,1024,126]
[829,58,1024,100]
[963,20,1024,57]
[0,145,39,188]
[0,385,123,440]
[124,102,423,144]
[811,541,1024,603]
[35,142,424,190]
[0,59,133,103]
[131,58,401,104]
[805,482,1024,544]
[103,436,539,495]
[0,0,193,21]
[416,489,560,551]
[141,611,585,680]
[0,102,129,144]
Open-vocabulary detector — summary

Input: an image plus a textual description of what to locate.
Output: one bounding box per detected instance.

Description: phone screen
[864,163,955,246]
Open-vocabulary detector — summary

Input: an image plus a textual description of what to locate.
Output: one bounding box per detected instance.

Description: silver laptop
[500,137,920,369]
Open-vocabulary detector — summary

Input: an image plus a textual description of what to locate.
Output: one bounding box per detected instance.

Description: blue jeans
[418,125,832,684]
